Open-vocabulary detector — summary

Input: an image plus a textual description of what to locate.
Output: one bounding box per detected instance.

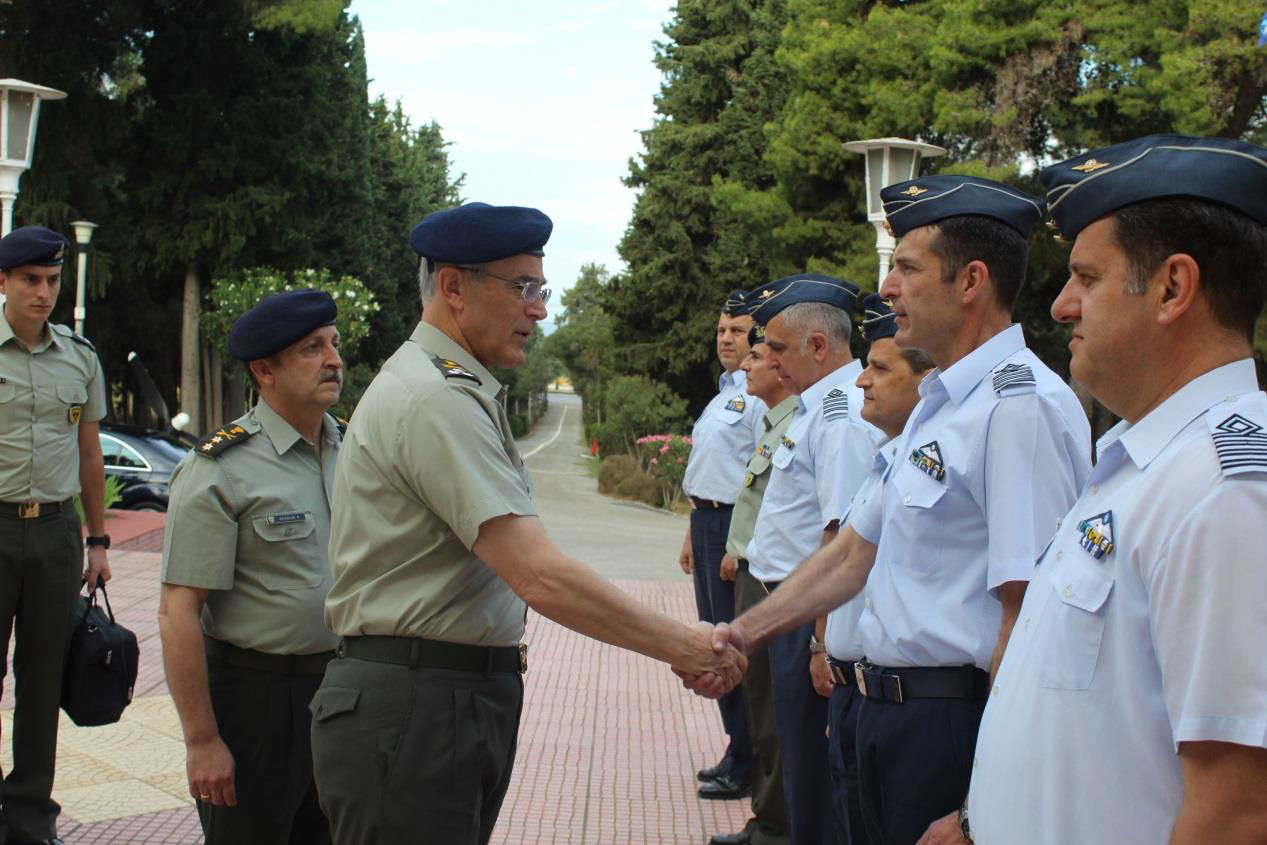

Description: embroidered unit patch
[993,363,1036,394]
[1076,511,1114,559]
[1211,413,1267,474]
[431,356,482,385]
[909,440,946,482]
[725,396,746,413]
[823,388,848,421]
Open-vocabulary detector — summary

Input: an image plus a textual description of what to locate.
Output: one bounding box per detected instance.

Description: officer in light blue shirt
[821,295,933,845]
[711,176,1091,845]
[681,289,766,799]
[960,136,1267,845]
[743,274,881,845]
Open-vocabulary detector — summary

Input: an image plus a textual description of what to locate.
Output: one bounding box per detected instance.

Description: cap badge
[1071,158,1110,173]
[52,247,64,261]
[899,185,928,196]
[759,289,774,299]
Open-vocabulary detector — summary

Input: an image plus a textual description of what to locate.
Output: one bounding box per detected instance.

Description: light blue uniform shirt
[967,359,1267,844]
[747,360,881,582]
[683,369,765,504]
[825,440,896,661]
[850,325,1091,670]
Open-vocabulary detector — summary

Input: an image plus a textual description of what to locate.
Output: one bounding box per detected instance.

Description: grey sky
[350,0,675,325]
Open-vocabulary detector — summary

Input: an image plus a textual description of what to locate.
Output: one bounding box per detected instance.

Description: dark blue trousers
[768,619,838,845]
[827,683,868,845]
[689,505,752,777]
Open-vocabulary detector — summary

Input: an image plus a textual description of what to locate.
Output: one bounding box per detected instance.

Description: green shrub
[508,413,529,438]
[636,434,692,509]
[597,454,660,506]
[74,475,124,522]
[599,376,688,455]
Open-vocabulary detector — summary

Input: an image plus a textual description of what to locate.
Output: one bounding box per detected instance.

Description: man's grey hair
[418,261,485,304]
[778,301,852,353]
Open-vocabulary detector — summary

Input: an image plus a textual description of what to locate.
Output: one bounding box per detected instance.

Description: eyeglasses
[454,266,552,305]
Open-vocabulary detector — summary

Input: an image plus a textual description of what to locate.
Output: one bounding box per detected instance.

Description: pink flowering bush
[635,434,693,509]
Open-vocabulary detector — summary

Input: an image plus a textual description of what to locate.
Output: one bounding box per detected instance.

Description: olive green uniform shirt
[160,400,340,655]
[724,395,798,559]
[0,309,107,502]
[324,322,535,646]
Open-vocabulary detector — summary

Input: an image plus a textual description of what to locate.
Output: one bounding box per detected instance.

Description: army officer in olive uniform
[312,202,746,845]
[158,289,343,845]
[0,226,111,845]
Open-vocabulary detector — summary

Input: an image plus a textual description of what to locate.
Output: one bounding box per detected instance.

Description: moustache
[320,372,343,386]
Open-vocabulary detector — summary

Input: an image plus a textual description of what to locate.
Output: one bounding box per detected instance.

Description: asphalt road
[517,392,689,580]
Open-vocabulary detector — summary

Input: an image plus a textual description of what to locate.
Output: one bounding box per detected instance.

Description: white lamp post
[842,137,946,286]
[70,220,97,334]
[0,78,67,236]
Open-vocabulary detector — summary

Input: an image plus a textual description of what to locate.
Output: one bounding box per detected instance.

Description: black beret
[748,274,860,327]
[881,175,1045,238]
[722,288,749,316]
[1041,134,1267,239]
[747,322,767,347]
[859,293,897,342]
[228,288,337,362]
[409,202,553,265]
[0,226,67,272]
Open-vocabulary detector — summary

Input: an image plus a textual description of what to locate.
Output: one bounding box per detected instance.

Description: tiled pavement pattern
[3,550,751,844]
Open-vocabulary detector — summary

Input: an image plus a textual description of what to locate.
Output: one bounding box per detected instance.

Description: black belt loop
[827,657,857,688]
[408,638,421,669]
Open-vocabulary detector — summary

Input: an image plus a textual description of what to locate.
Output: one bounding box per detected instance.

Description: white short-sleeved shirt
[825,440,896,661]
[850,325,1091,669]
[968,359,1267,845]
[747,360,881,582]
[683,369,765,504]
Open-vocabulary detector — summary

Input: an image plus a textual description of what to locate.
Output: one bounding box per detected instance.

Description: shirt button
[904,495,912,504]
[1090,484,1099,493]
[1062,584,1073,598]
[973,757,979,769]
[1055,550,1063,560]
[993,685,1000,695]
[1024,618,1031,629]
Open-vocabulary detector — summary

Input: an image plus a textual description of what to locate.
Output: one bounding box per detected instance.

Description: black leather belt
[827,657,858,688]
[690,496,733,510]
[0,499,69,519]
[337,636,527,674]
[204,637,334,676]
[853,660,989,703]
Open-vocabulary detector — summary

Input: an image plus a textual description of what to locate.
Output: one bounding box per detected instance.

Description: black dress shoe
[708,831,751,844]
[697,759,729,782]
[697,772,752,800]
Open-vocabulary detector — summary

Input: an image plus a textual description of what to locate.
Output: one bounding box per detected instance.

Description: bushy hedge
[597,454,660,506]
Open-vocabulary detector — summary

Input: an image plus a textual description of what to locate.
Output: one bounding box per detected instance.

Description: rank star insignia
[1072,158,1110,173]
[725,396,746,412]
[899,185,928,196]
[909,440,946,482]
[1076,511,1114,560]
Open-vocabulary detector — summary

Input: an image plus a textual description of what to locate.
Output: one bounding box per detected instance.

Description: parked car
[99,424,191,512]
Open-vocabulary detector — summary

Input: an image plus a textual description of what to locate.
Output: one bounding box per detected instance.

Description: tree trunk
[180,268,203,435]
[225,366,247,420]
[208,342,223,428]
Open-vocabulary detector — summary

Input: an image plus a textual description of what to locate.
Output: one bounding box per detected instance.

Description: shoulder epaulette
[51,323,95,351]
[431,355,482,386]
[194,424,255,458]
[993,362,1036,395]
[1207,396,1267,475]
[823,388,849,421]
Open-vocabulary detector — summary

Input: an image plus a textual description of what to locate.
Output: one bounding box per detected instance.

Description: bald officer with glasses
[311,202,747,845]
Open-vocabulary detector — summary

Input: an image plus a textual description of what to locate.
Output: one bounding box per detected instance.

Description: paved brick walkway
[2,551,749,844]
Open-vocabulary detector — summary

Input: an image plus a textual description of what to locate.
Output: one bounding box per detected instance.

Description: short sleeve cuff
[986,556,1035,593]
[457,494,538,550]
[1174,715,1267,752]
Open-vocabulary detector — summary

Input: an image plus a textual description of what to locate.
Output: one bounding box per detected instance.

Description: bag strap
[82,578,116,624]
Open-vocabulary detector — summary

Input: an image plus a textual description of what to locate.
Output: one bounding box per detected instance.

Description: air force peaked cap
[859,293,898,342]
[0,226,67,272]
[747,274,860,327]
[228,288,337,362]
[409,202,553,265]
[1040,134,1267,239]
[881,175,1045,238]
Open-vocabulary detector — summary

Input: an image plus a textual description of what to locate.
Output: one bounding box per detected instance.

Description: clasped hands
[672,622,749,699]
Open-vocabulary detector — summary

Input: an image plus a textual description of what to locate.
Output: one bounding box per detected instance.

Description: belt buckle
[889,672,904,704]
[18,502,39,519]
[518,642,528,674]
[854,663,867,697]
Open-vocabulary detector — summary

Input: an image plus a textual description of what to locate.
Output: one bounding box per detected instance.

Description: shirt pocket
[771,443,794,470]
[889,465,948,572]
[50,383,88,426]
[250,511,324,591]
[0,382,15,403]
[1037,554,1114,690]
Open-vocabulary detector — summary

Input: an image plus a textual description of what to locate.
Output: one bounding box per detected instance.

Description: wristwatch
[86,534,111,549]
[808,636,827,655]
[959,804,974,843]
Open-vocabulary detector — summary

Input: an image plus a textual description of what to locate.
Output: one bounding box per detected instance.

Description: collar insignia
[1076,511,1114,560]
[899,185,928,196]
[909,440,946,482]
[1071,158,1110,173]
